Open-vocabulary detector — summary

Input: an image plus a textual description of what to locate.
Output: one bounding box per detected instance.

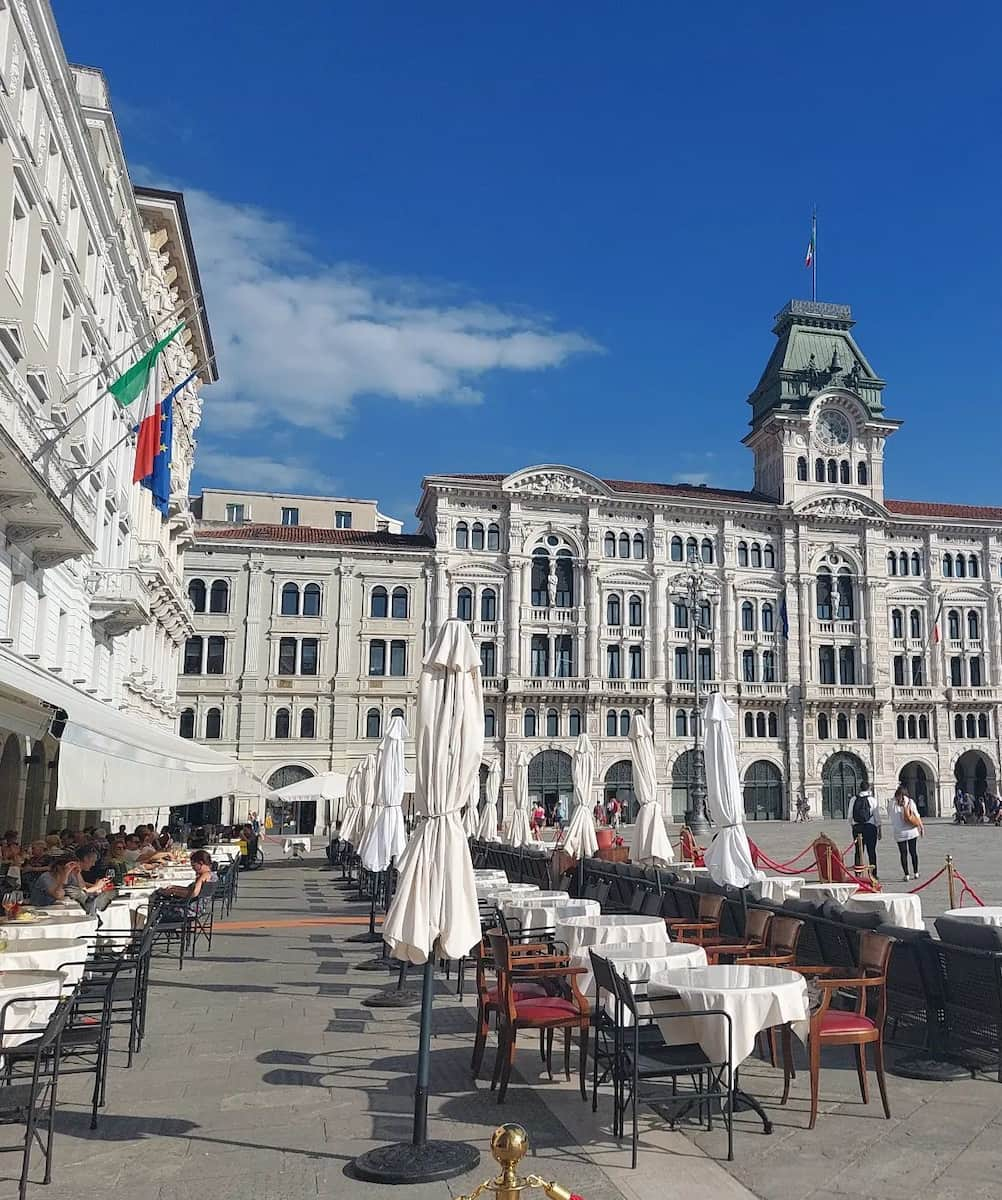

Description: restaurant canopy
[0,645,249,811]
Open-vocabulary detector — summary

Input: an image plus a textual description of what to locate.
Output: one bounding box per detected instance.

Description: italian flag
[932,599,943,644]
[109,323,184,409]
[804,232,815,268]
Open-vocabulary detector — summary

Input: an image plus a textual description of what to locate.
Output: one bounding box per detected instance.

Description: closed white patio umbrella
[703,692,761,888]
[475,759,501,840]
[463,778,479,838]
[562,733,599,860]
[358,716,408,872]
[357,753,378,842]
[506,750,534,847]
[338,763,365,845]
[629,714,675,866]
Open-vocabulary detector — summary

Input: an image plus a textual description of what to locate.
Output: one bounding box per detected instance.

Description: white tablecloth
[0,912,98,947]
[941,906,1002,927]
[477,882,539,901]
[502,896,598,932]
[558,915,669,996]
[97,900,136,939]
[845,891,923,930]
[748,875,806,903]
[796,882,859,904]
[209,845,242,864]
[0,939,87,986]
[650,963,810,1066]
[473,870,509,883]
[283,837,312,855]
[0,971,64,1047]
[591,941,708,1018]
[676,865,710,880]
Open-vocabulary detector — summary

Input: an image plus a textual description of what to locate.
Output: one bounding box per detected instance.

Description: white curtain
[475,759,501,840]
[562,733,599,859]
[358,716,408,872]
[703,692,761,888]
[338,763,365,845]
[629,714,675,866]
[506,750,534,847]
[382,620,484,964]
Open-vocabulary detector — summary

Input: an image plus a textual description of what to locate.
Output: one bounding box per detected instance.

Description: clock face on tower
[815,409,851,450]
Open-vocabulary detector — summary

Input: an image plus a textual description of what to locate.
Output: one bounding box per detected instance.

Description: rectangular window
[554,635,573,678]
[281,506,299,527]
[335,510,352,529]
[950,656,962,687]
[19,72,38,143]
[893,655,905,686]
[480,642,496,678]
[818,645,836,685]
[57,301,73,376]
[6,189,28,293]
[278,638,297,675]
[66,193,81,262]
[762,652,776,683]
[368,640,386,676]
[183,640,202,675]
[388,640,406,677]
[698,648,714,682]
[673,603,688,629]
[742,649,756,682]
[629,644,644,680]
[970,656,982,687]
[911,657,924,686]
[34,253,53,340]
[531,635,549,678]
[607,645,621,679]
[674,647,690,680]
[205,637,225,675]
[225,503,245,523]
[838,646,856,685]
[300,638,318,675]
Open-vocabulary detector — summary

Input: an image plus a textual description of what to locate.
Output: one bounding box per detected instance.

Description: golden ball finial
[490,1124,529,1168]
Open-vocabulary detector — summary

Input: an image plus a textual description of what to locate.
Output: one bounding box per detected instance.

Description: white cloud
[195,449,336,493]
[671,471,712,485]
[177,188,598,436]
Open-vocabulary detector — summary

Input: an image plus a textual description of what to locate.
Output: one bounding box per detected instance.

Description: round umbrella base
[352,1139,480,1183]
[353,958,391,972]
[887,1055,970,1082]
[362,987,423,1008]
[346,930,384,944]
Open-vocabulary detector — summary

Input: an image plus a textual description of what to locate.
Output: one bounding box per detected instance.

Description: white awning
[0,645,248,812]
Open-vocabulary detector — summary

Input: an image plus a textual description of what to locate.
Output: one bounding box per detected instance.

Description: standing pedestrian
[890,786,924,880]
[850,788,881,879]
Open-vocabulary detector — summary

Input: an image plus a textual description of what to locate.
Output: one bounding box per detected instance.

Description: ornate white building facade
[0,2,214,833]
[179,300,1002,829]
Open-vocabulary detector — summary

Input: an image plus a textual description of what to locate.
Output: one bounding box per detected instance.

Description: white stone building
[179,300,1002,830]
[0,2,215,834]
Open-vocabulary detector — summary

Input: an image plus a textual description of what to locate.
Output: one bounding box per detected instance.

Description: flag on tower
[804,212,816,269]
[109,323,185,409]
[932,598,944,644]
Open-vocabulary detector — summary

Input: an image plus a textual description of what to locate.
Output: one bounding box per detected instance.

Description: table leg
[730,1069,773,1134]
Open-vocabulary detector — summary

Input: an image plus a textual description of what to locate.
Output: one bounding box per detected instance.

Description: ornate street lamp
[669,551,718,837]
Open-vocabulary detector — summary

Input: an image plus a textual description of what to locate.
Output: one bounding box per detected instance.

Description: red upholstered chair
[679,827,705,865]
[471,937,550,1077]
[782,931,892,1129]
[487,930,590,1103]
[812,833,881,892]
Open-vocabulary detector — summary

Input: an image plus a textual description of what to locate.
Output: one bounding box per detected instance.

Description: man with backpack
[850,788,881,879]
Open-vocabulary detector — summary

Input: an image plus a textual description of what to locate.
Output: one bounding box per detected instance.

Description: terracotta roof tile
[886,499,1002,521]
[196,524,432,549]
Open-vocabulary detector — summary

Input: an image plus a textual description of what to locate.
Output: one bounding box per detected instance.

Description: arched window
[744,712,754,737]
[555,549,574,607]
[455,522,468,549]
[891,609,903,639]
[909,610,921,639]
[968,610,980,639]
[275,708,290,739]
[797,456,808,481]
[606,709,617,737]
[524,709,537,737]
[369,586,388,618]
[205,707,221,739]
[907,715,917,739]
[281,583,300,616]
[606,594,621,626]
[836,713,849,740]
[918,715,929,738]
[675,710,688,736]
[546,708,559,737]
[857,462,868,485]
[366,708,381,738]
[628,595,643,626]
[670,536,683,562]
[618,533,630,559]
[456,587,473,621]
[480,642,496,677]
[756,712,766,737]
[530,548,549,606]
[391,587,408,619]
[737,541,749,567]
[471,522,485,550]
[633,533,645,559]
[294,707,314,738]
[956,555,967,578]
[768,713,778,737]
[391,708,405,723]
[762,650,776,682]
[856,714,867,740]
[183,636,203,675]
[969,555,980,578]
[818,714,829,739]
[701,538,714,564]
[836,569,854,620]
[978,714,989,738]
[686,537,698,562]
[568,710,581,737]
[948,610,960,640]
[911,552,921,575]
[480,588,497,622]
[954,714,964,739]
[484,709,496,738]
[741,601,755,631]
[209,580,229,614]
[966,714,977,740]
[619,710,631,737]
[187,579,206,613]
[887,552,897,576]
[487,523,500,551]
[762,603,774,632]
[750,543,762,568]
[839,460,850,484]
[827,459,837,483]
[179,708,195,738]
[899,552,909,576]
[604,532,616,557]
[943,553,953,578]
[815,458,825,482]
[764,544,775,568]
[897,716,906,739]
[301,583,321,617]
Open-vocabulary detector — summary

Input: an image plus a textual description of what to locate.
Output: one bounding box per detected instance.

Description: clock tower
[742,300,901,507]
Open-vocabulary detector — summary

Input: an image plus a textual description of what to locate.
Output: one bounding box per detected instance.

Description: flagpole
[812,206,817,302]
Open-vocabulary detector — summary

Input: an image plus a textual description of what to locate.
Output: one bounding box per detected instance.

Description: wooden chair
[812,834,881,892]
[679,827,705,865]
[666,893,724,946]
[737,915,803,968]
[487,931,590,1103]
[782,931,893,1129]
[704,908,774,962]
[471,937,550,1076]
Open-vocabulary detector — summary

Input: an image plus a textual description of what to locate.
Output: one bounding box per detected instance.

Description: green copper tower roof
[747,300,887,425]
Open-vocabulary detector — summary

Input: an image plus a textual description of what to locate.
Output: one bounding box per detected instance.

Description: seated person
[154,850,217,918]
[73,844,112,888]
[29,855,80,907]
[103,839,129,885]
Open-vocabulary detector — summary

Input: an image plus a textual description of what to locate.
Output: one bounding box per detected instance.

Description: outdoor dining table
[558,914,671,997]
[844,891,923,930]
[747,875,806,903]
[283,837,312,856]
[0,970,65,1047]
[210,844,242,864]
[589,940,708,1018]
[676,865,710,880]
[940,906,1002,927]
[0,938,88,986]
[649,963,810,1134]
[476,882,539,900]
[0,911,98,947]
[501,895,599,933]
[796,882,859,904]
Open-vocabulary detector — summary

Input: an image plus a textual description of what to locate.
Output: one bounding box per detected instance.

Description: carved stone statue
[547,566,558,608]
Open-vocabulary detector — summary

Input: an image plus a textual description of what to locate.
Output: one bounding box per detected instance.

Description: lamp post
[670,551,718,837]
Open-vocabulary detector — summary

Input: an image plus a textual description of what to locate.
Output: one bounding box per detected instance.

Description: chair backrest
[859,930,893,977]
[745,907,772,945]
[629,888,648,914]
[640,891,663,917]
[770,915,804,958]
[697,893,725,922]
[812,834,880,892]
[589,950,620,1020]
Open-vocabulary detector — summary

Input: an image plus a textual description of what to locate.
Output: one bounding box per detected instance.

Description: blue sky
[56,2,1002,527]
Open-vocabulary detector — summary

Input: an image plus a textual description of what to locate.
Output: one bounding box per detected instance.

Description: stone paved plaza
[2,848,1001,1200]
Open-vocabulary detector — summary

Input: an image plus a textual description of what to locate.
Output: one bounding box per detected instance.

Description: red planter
[595,827,615,851]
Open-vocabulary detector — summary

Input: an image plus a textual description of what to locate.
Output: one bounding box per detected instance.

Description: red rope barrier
[954,871,986,907]
[907,865,948,894]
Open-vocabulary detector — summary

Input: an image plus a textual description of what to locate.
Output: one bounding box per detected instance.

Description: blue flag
[780,595,790,640]
[140,394,173,517]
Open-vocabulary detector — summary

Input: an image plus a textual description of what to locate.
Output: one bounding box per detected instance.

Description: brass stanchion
[946,854,956,908]
[455,1125,578,1200]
